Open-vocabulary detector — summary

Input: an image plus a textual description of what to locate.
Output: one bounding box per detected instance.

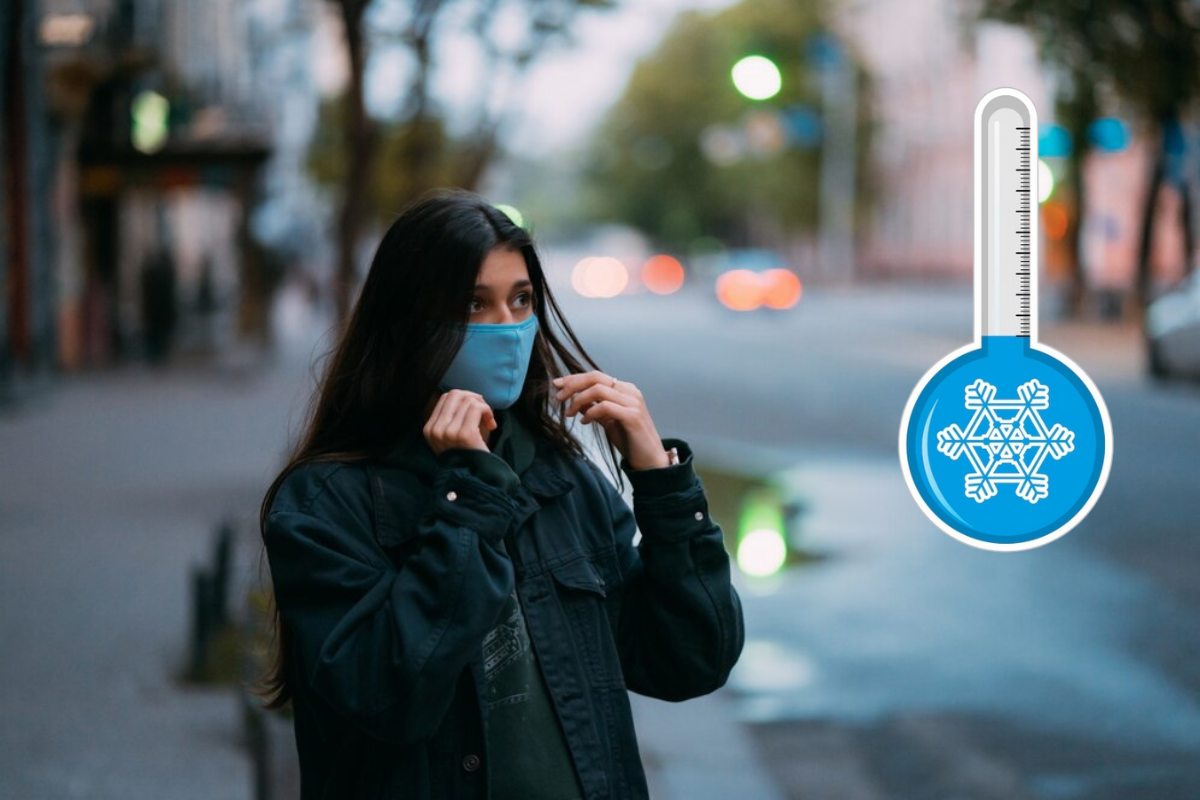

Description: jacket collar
[382,407,574,500]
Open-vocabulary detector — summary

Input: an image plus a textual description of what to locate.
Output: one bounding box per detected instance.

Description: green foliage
[967,0,1200,121]
[306,93,461,223]
[305,94,349,189]
[308,0,621,229]
[374,116,457,217]
[967,0,1200,309]
[583,0,874,251]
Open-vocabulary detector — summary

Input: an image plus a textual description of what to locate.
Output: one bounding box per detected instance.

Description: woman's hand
[554,371,670,471]
[423,389,497,455]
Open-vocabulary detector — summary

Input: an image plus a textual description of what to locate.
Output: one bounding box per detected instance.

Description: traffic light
[731,55,782,101]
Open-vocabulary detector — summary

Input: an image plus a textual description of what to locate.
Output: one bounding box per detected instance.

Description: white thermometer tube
[975,89,1039,340]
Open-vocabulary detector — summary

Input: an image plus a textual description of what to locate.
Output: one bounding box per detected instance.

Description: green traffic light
[731,55,782,101]
[132,90,169,154]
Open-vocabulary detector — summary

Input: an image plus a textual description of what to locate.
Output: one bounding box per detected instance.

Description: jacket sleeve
[592,438,745,701]
[264,454,522,745]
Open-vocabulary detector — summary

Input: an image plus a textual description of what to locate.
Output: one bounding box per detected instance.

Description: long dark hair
[249,188,625,710]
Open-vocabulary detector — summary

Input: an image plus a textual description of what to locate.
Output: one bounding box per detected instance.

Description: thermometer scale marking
[1015,125,1031,337]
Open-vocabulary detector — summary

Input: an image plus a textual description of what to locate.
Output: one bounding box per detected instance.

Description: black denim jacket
[264,423,745,799]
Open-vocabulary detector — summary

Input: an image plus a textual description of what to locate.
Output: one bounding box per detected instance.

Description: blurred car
[1145,270,1200,379]
[691,248,802,312]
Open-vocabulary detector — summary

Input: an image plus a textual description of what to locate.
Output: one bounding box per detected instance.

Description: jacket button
[462,753,481,771]
[694,511,704,521]
[446,491,458,502]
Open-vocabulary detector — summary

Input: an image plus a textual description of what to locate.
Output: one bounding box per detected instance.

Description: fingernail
[552,377,563,386]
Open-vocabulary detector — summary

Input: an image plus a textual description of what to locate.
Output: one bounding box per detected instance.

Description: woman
[254,188,745,799]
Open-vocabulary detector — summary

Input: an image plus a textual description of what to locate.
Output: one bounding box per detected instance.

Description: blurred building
[1,0,330,394]
[837,0,1191,298]
[836,0,1049,279]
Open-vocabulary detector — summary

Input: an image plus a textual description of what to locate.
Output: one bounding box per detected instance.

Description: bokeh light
[1088,117,1130,152]
[699,124,744,167]
[39,13,96,46]
[737,487,787,577]
[737,528,788,577]
[640,255,685,295]
[1042,201,1069,240]
[1038,160,1054,203]
[761,269,802,309]
[716,269,764,311]
[731,55,782,101]
[572,256,629,298]
[494,203,525,228]
[131,90,169,154]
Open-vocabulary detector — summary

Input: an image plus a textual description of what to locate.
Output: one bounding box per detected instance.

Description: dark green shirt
[482,408,585,800]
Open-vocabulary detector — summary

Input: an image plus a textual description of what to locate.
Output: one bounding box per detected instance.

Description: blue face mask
[437,313,539,409]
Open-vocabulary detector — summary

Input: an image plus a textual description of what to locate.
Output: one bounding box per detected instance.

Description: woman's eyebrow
[473,279,533,292]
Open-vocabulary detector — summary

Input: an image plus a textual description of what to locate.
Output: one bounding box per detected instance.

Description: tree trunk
[334,0,378,328]
[1057,69,1096,319]
[454,128,500,191]
[1181,169,1195,279]
[1133,120,1166,319]
[395,2,443,203]
[1063,118,1089,318]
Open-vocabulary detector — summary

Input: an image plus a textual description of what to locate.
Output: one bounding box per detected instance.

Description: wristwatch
[665,446,680,466]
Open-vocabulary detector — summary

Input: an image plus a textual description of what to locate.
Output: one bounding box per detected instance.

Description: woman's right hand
[423,389,497,455]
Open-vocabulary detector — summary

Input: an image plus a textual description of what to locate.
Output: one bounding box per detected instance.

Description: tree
[329,0,375,329]
[966,0,1200,317]
[583,0,875,255]
[1106,2,1200,313]
[319,0,614,326]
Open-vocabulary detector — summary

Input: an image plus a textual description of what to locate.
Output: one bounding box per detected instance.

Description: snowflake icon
[935,379,1075,504]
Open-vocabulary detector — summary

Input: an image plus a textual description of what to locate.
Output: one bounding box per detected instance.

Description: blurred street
[4,278,1199,798]
[7,0,1200,795]
[555,277,1200,798]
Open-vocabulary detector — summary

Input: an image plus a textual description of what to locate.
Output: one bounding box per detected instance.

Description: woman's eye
[469,293,530,314]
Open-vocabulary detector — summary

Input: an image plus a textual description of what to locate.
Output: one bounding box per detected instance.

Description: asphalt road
[552,278,1200,799]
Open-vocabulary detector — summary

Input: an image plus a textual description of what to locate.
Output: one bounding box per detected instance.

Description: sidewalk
[0,355,282,799]
[0,341,783,799]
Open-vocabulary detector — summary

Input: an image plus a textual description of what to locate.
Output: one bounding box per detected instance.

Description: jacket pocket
[548,557,608,597]
[548,554,626,687]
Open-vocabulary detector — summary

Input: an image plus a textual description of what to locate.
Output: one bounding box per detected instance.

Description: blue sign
[805,32,844,71]
[782,105,822,147]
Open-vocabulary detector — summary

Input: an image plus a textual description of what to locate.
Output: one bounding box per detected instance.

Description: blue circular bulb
[901,337,1110,549]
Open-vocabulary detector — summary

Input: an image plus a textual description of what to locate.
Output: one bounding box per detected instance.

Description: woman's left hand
[554,371,671,471]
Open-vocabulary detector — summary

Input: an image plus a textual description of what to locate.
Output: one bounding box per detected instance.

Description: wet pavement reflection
[707,455,1200,796]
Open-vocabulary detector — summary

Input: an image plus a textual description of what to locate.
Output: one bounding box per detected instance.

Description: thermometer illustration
[899,87,1113,551]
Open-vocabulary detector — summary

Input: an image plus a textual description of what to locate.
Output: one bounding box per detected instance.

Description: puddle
[697,453,1200,755]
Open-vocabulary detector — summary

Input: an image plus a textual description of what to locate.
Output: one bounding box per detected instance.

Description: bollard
[213,519,235,628]
[187,517,251,683]
[189,566,217,681]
